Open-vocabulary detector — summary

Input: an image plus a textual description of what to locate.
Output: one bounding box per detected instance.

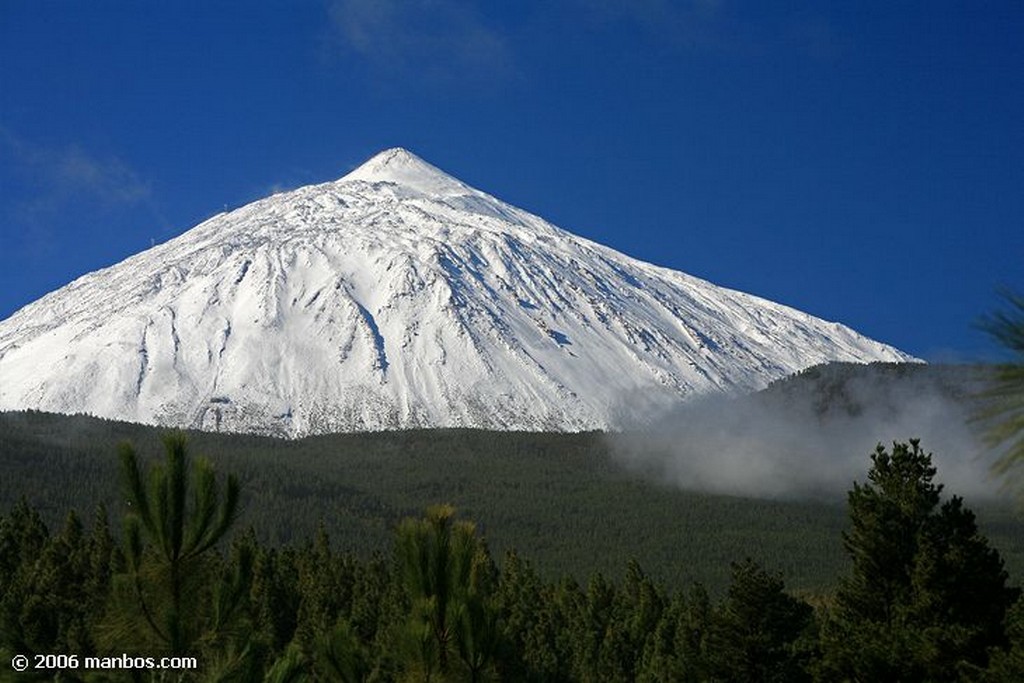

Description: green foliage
[968,600,1024,682]
[314,619,370,683]
[264,643,311,683]
[395,504,501,681]
[819,440,1019,682]
[118,432,239,568]
[977,290,1024,485]
[11,408,1024,594]
[635,584,714,682]
[0,501,116,668]
[101,432,245,662]
[493,550,573,682]
[246,538,301,653]
[709,558,813,683]
[3,422,1024,681]
[762,361,981,418]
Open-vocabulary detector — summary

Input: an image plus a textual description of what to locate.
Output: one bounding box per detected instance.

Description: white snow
[0,148,918,437]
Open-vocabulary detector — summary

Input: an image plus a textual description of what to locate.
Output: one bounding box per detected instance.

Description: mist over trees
[611,362,1001,500]
[2,435,1023,681]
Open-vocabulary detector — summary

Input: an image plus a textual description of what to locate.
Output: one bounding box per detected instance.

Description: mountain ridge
[0,148,916,436]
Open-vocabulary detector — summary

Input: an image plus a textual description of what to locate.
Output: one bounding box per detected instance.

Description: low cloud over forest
[610,363,1003,501]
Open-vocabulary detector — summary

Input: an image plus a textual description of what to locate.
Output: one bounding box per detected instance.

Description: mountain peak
[341,147,472,197]
[0,147,917,437]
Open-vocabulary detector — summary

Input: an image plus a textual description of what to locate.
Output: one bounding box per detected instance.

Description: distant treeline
[759,361,989,414]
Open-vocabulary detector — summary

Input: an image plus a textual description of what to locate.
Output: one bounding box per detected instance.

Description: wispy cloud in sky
[0,126,165,278]
[53,147,151,205]
[0,127,151,216]
[327,0,515,86]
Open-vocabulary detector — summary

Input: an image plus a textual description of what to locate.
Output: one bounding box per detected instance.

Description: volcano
[0,148,915,436]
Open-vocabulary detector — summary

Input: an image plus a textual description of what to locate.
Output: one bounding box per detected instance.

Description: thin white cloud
[327,0,515,85]
[56,147,150,204]
[0,127,151,212]
[0,127,167,271]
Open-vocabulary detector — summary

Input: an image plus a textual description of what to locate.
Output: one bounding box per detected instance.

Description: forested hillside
[1,409,857,592]
[2,436,1023,681]
[1,362,1021,593]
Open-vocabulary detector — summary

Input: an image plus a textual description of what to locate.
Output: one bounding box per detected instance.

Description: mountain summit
[0,148,915,436]
[341,147,473,196]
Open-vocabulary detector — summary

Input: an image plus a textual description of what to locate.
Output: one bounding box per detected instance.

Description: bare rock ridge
[0,148,916,437]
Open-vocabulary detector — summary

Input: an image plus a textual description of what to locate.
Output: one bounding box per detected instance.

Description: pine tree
[494,549,573,682]
[294,523,348,650]
[248,540,301,654]
[106,432,242,656]
[394,504,501,681]
[0,499,51,656]
[709,558,813,683]
[819,440,1019,681]
[976,290,1024,485]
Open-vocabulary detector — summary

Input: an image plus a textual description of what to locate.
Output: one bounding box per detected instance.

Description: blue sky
[1,1,1021,361]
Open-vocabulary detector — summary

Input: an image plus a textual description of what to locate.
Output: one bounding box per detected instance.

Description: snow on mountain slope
[0,148,917,436]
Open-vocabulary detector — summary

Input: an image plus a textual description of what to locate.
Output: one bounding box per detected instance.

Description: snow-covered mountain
[0,148,916,436]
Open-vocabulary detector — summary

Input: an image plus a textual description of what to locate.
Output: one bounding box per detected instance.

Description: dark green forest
[4,361,1024,680]
[4,405,1024,594]
[3,434,1024,681]
[2,361,1022,592]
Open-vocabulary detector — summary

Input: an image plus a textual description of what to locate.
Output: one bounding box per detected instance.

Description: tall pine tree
[819,440,1018,682]
[103,433,243,657]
